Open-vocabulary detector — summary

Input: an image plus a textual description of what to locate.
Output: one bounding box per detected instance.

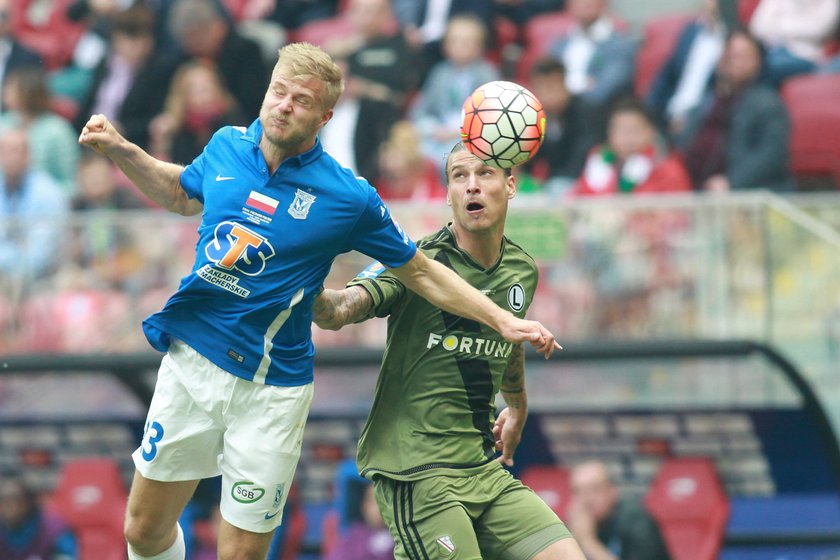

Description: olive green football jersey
[348,225,538,481]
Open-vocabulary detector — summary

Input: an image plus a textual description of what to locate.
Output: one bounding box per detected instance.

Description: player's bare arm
[495,345,529,466]
[389,251,561,358]
[312,286,373,330]
[78,114,202,216]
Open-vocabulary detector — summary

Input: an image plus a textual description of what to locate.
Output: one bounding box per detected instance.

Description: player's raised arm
[78,114,202,216]
[388,251,561,358]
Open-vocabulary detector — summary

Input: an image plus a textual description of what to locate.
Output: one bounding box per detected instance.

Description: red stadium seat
[738,0,762,24]
[10,0,86,70]
[644,457,730,560]
[48,458,128,560]
[519,465,572,520]
[517,11,573,84]
[319,509,340,557]
[635,13,695,97]
[782,74,840,189]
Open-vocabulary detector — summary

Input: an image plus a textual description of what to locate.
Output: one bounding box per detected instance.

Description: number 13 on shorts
[141,420,165,461]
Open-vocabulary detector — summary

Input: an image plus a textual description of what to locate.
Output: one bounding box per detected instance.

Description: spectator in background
[0,126,68,282]
[646,0,725,138]
[249,0,338,31]
[72,151,146,211]
[520,57,599,194]
[374,120,445,201]
[73,4,176,152]
[325,484,394,560]
[0,474,77,560]
[393,0,495,84]
[410,14,499,171]
[573,99,691,196]
[0,0,44,111]
[168,0,268,121]
[321,0,415,179]
[149,59,245,164]
[679,30,793,192]
[568,461,670,560]
[749,0,840,86]
[0,68,80,194]
[548,0,636,109]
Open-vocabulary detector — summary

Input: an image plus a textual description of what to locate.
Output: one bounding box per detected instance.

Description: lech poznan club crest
[288,189,316,220]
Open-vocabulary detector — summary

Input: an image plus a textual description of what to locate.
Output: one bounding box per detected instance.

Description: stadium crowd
[0,0,835,350]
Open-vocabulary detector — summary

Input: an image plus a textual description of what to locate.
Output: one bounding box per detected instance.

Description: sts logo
[205,221,275,275]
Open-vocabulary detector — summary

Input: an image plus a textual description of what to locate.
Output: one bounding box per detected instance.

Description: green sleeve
[347,267,407,320]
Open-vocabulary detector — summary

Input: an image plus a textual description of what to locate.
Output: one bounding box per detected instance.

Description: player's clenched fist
[78,114,124,155]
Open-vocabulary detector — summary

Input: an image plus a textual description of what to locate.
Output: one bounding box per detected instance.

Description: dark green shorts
[372,463,572,560]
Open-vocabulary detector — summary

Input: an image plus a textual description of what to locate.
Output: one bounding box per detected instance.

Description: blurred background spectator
[0,473,77,560]
[646,0,725,139]
[321,0,415,179]
[393,0,495,85]
[749,0,840,86]
[568,460,670,560]
[148,59,244,164]
[374,120,445,201]
[167,0,267,121]
[0,0,44,111]
[72,4,176,152]
[0,126,68,283]
[573,98,691,196]
[548,0,637,109]
[71,151,146,212]
[410,13,500,171]
[520,56,600,194]
[0,68,80,194]
[324,484,394,560]
[679,30,793,192]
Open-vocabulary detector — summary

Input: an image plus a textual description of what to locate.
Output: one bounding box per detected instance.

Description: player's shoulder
[316,151,377,200]
[416,227,452,255]
[503,236,538,272]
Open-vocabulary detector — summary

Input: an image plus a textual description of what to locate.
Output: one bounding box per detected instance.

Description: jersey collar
[444,224,507,274]
[241,118,324,168]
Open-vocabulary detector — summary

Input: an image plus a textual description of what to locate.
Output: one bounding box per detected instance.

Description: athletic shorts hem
[499,523,573,560]
[132,451,220,482]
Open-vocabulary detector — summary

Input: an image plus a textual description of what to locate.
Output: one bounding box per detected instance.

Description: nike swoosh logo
[216,174,235,181]
[264,510,280,520]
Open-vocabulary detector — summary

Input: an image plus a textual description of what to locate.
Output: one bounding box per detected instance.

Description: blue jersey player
[79,42,561,560]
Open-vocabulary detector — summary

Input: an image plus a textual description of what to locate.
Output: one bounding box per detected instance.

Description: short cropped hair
[530,56,567,80]
[169,0,223,39]
[273,42,345,110]
[444,143,512,180]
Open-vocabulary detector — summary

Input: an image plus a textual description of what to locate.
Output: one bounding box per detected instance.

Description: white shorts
[132,339,314,533]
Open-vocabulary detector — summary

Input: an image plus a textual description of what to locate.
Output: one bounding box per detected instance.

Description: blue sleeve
[346,184,416,268]
[179,142,210,203]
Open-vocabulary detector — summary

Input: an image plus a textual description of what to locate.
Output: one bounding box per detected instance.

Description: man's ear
[506,174,517,200]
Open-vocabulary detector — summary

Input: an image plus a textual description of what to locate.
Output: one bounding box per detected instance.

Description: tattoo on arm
[312,286,374,330]
[339,285,374,325]
[500,345,525,407]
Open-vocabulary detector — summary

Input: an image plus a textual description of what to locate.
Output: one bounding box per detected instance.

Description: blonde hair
[273,42,345,110]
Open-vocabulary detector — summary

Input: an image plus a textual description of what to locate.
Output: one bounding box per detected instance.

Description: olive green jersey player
[314,145,583,560]
[347,225,538,479]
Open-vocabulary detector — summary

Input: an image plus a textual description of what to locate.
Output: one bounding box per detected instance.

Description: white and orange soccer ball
[460,80,547,169]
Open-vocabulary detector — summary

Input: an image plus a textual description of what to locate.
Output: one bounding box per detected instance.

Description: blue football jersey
[143,119,416,386]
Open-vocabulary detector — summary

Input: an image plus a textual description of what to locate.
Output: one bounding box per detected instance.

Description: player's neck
[259,136,316,175]
[451,224,503,269]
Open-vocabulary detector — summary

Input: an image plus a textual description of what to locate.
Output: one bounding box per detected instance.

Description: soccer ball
[460,80,546,169]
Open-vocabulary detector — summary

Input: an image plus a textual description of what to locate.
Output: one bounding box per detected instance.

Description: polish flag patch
[246,191,279,215]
